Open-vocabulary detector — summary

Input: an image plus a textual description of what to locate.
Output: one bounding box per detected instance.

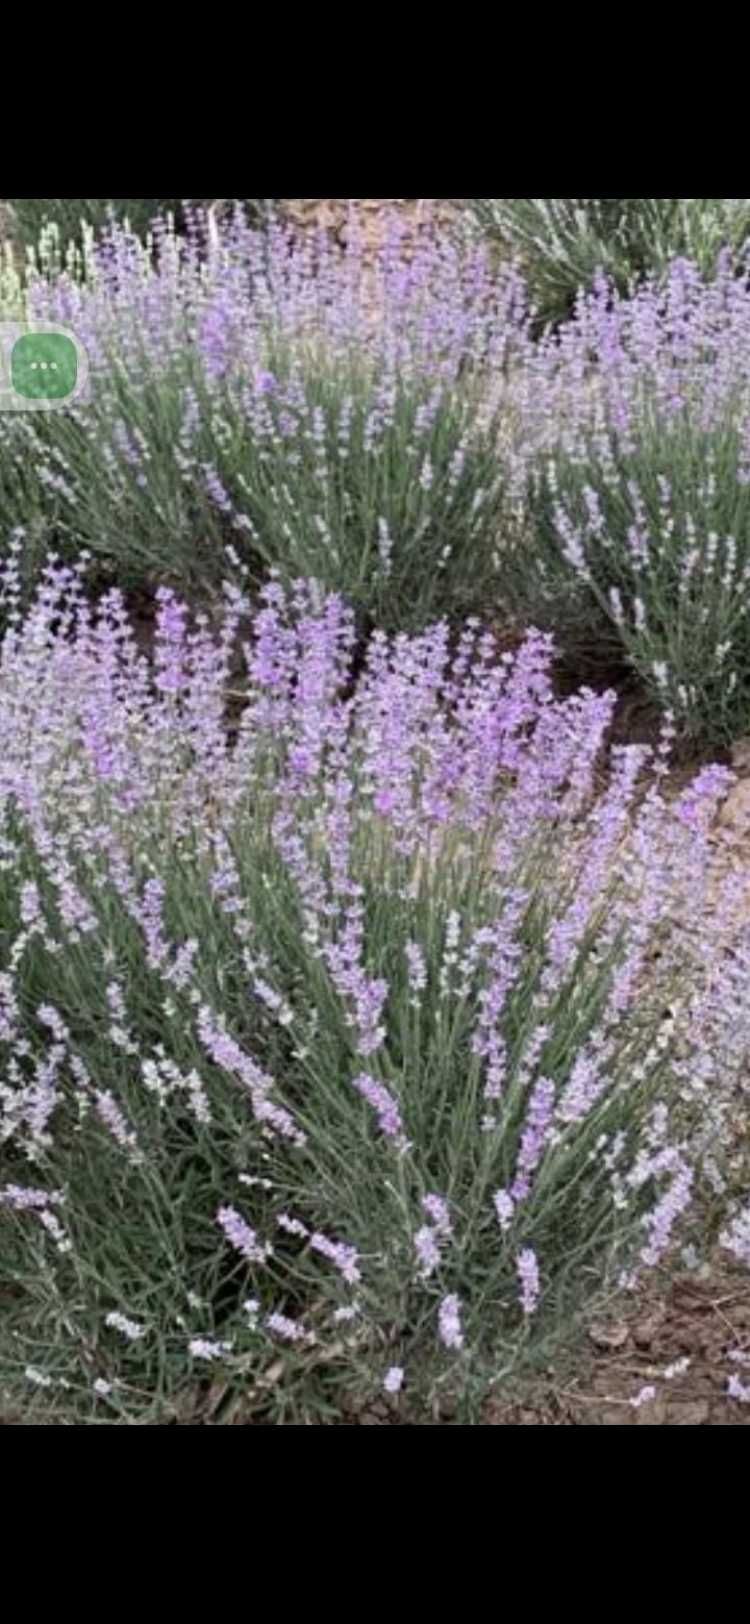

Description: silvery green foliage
[460,199,750,327]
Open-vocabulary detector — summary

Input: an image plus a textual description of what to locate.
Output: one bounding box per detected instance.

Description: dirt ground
[482,1258,750,1426]
[279,198,463,244]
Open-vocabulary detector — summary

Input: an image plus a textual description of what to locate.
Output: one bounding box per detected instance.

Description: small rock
[588,1322,629,1351]
[632,1308,667,1349]
[731,737,750,772]
[718,781,750,834]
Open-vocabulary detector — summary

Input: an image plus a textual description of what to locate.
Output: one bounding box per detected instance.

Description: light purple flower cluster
[352,1073,405,1142]
[516,1249,540,1316]
[719,1205,750,1269]
[506,253,750,741]
[189,1337,234,1361]
[383,1365,404,1394]
[105,1311,146,1342]
[266,1311,316,1345]
[438,1294,464,1351]
[309,1231,361,1286]
[217,1205,273,1265]
[414,1225,442,1280]
[511,1078,556,1201]
[0,1184,63,1210]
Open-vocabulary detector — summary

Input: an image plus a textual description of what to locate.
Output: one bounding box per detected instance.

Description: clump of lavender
[0,208,530,634]
[502,251,750,745]
[459,198,750,330]
[0,572,747,1420]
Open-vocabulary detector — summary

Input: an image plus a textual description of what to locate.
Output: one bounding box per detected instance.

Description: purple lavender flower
[438,1294,464,1352]
[309,1231,361,1285]
[719,1205,750,1269]
[414,1226,441,1280]
[511,1077,556,1201]
[189,1337,234,1361]
[493,1189,515,1232]
[352,1073,404,1141]
[0,1184,63,1210]
[421,1194,452,1236]
[727,1373,750,1404]
[217,1205,272,1264]
[640,1159,694,1268]
[266,1311,315,1344]
[516,1248,540,1316]
[95,1092,141,1161]
[405,941,427,1000]
[629,1384,657,1410]
[105,1311,146,1342]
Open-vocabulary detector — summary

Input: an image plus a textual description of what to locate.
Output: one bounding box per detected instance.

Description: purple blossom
[719,1205,750,1269]
[189,1337,234,1361]
[405,940,427,998]
[493,1189,515,1232]
[640,1159,694,1268]
[352,1073,405,1141]
[95,1092,141,1161]
[266,1311,315,1345]
[516,1248,540,1316]
[309,1231,361,1285]
[629,1384,657,1410]
[105,1311,146,1342]
[511,1077,556,1201]
[217,1205,272,1265]
[414,1225,441,1280]
[421,1194,452,1236]
[0,1184,63,1210]
[438,1294,464,1352]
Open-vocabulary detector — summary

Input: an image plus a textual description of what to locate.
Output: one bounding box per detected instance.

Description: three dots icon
[9,332,78,401]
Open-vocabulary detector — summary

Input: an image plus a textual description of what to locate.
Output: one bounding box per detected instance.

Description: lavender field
[1,199,749,1425]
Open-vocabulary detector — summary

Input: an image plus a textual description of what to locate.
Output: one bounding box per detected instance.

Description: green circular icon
[11,332,78,401]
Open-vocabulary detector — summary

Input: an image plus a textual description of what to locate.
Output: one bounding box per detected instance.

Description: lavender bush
[461,199,750,329]
[498,253,750,745]
[1,567,747,1422]
[5,199,275,257]
[0,210,528,634]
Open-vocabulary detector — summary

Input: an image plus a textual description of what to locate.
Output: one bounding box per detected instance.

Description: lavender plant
[0,209,528,634]
[460,199,750,330]
[5,199,275,257]
[0,569,746,1422]
[498,253,750,745]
